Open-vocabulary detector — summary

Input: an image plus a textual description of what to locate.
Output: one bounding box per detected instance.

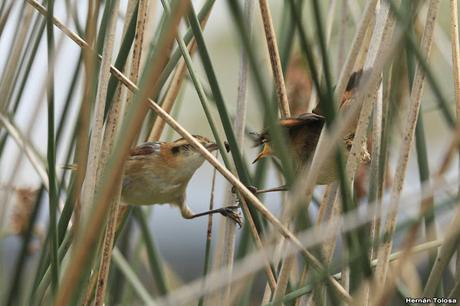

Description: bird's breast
[121,159,190,205]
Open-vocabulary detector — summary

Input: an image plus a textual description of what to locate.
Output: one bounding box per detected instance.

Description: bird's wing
[129,142,162,157]
[280,113,325,128]
[252,113,324,146]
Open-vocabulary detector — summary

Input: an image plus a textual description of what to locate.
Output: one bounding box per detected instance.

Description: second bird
[252,70,370,186]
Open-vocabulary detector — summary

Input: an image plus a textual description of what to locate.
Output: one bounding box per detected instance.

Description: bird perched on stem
[121,135,242,226]
[251,70,370,191]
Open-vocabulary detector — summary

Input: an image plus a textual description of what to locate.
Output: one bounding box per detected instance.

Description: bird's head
[251,131,272,164]
[167,135,218,170]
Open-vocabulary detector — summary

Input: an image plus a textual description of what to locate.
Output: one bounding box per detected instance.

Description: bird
[251,70,370,191]
[121,135,242,226]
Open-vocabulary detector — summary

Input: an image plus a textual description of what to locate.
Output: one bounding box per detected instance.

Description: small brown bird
[252,70,370,188]
[121,135,242,226]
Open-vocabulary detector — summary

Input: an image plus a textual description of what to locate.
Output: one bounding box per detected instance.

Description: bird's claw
[218,205,243,228]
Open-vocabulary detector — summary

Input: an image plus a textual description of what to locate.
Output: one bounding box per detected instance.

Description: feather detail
[129,142,161,157]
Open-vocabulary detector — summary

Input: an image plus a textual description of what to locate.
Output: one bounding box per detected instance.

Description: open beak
[252,143,271,164]
[206,142,219,152]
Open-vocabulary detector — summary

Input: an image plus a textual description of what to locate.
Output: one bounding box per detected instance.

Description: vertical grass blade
[45,0,59,295]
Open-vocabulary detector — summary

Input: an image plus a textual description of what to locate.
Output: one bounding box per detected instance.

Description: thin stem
[220,0,254,302]
[198,151,218,306]
[92,1,122,304]
[258,0,290,117]
[45,0,59,295]
[449,0,460,283]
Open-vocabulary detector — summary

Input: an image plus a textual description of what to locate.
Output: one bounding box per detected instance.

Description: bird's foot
[218,205,243,228]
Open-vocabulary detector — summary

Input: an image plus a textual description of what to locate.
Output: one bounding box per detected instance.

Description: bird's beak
[206,142,219,152]
[252,143,271,164]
